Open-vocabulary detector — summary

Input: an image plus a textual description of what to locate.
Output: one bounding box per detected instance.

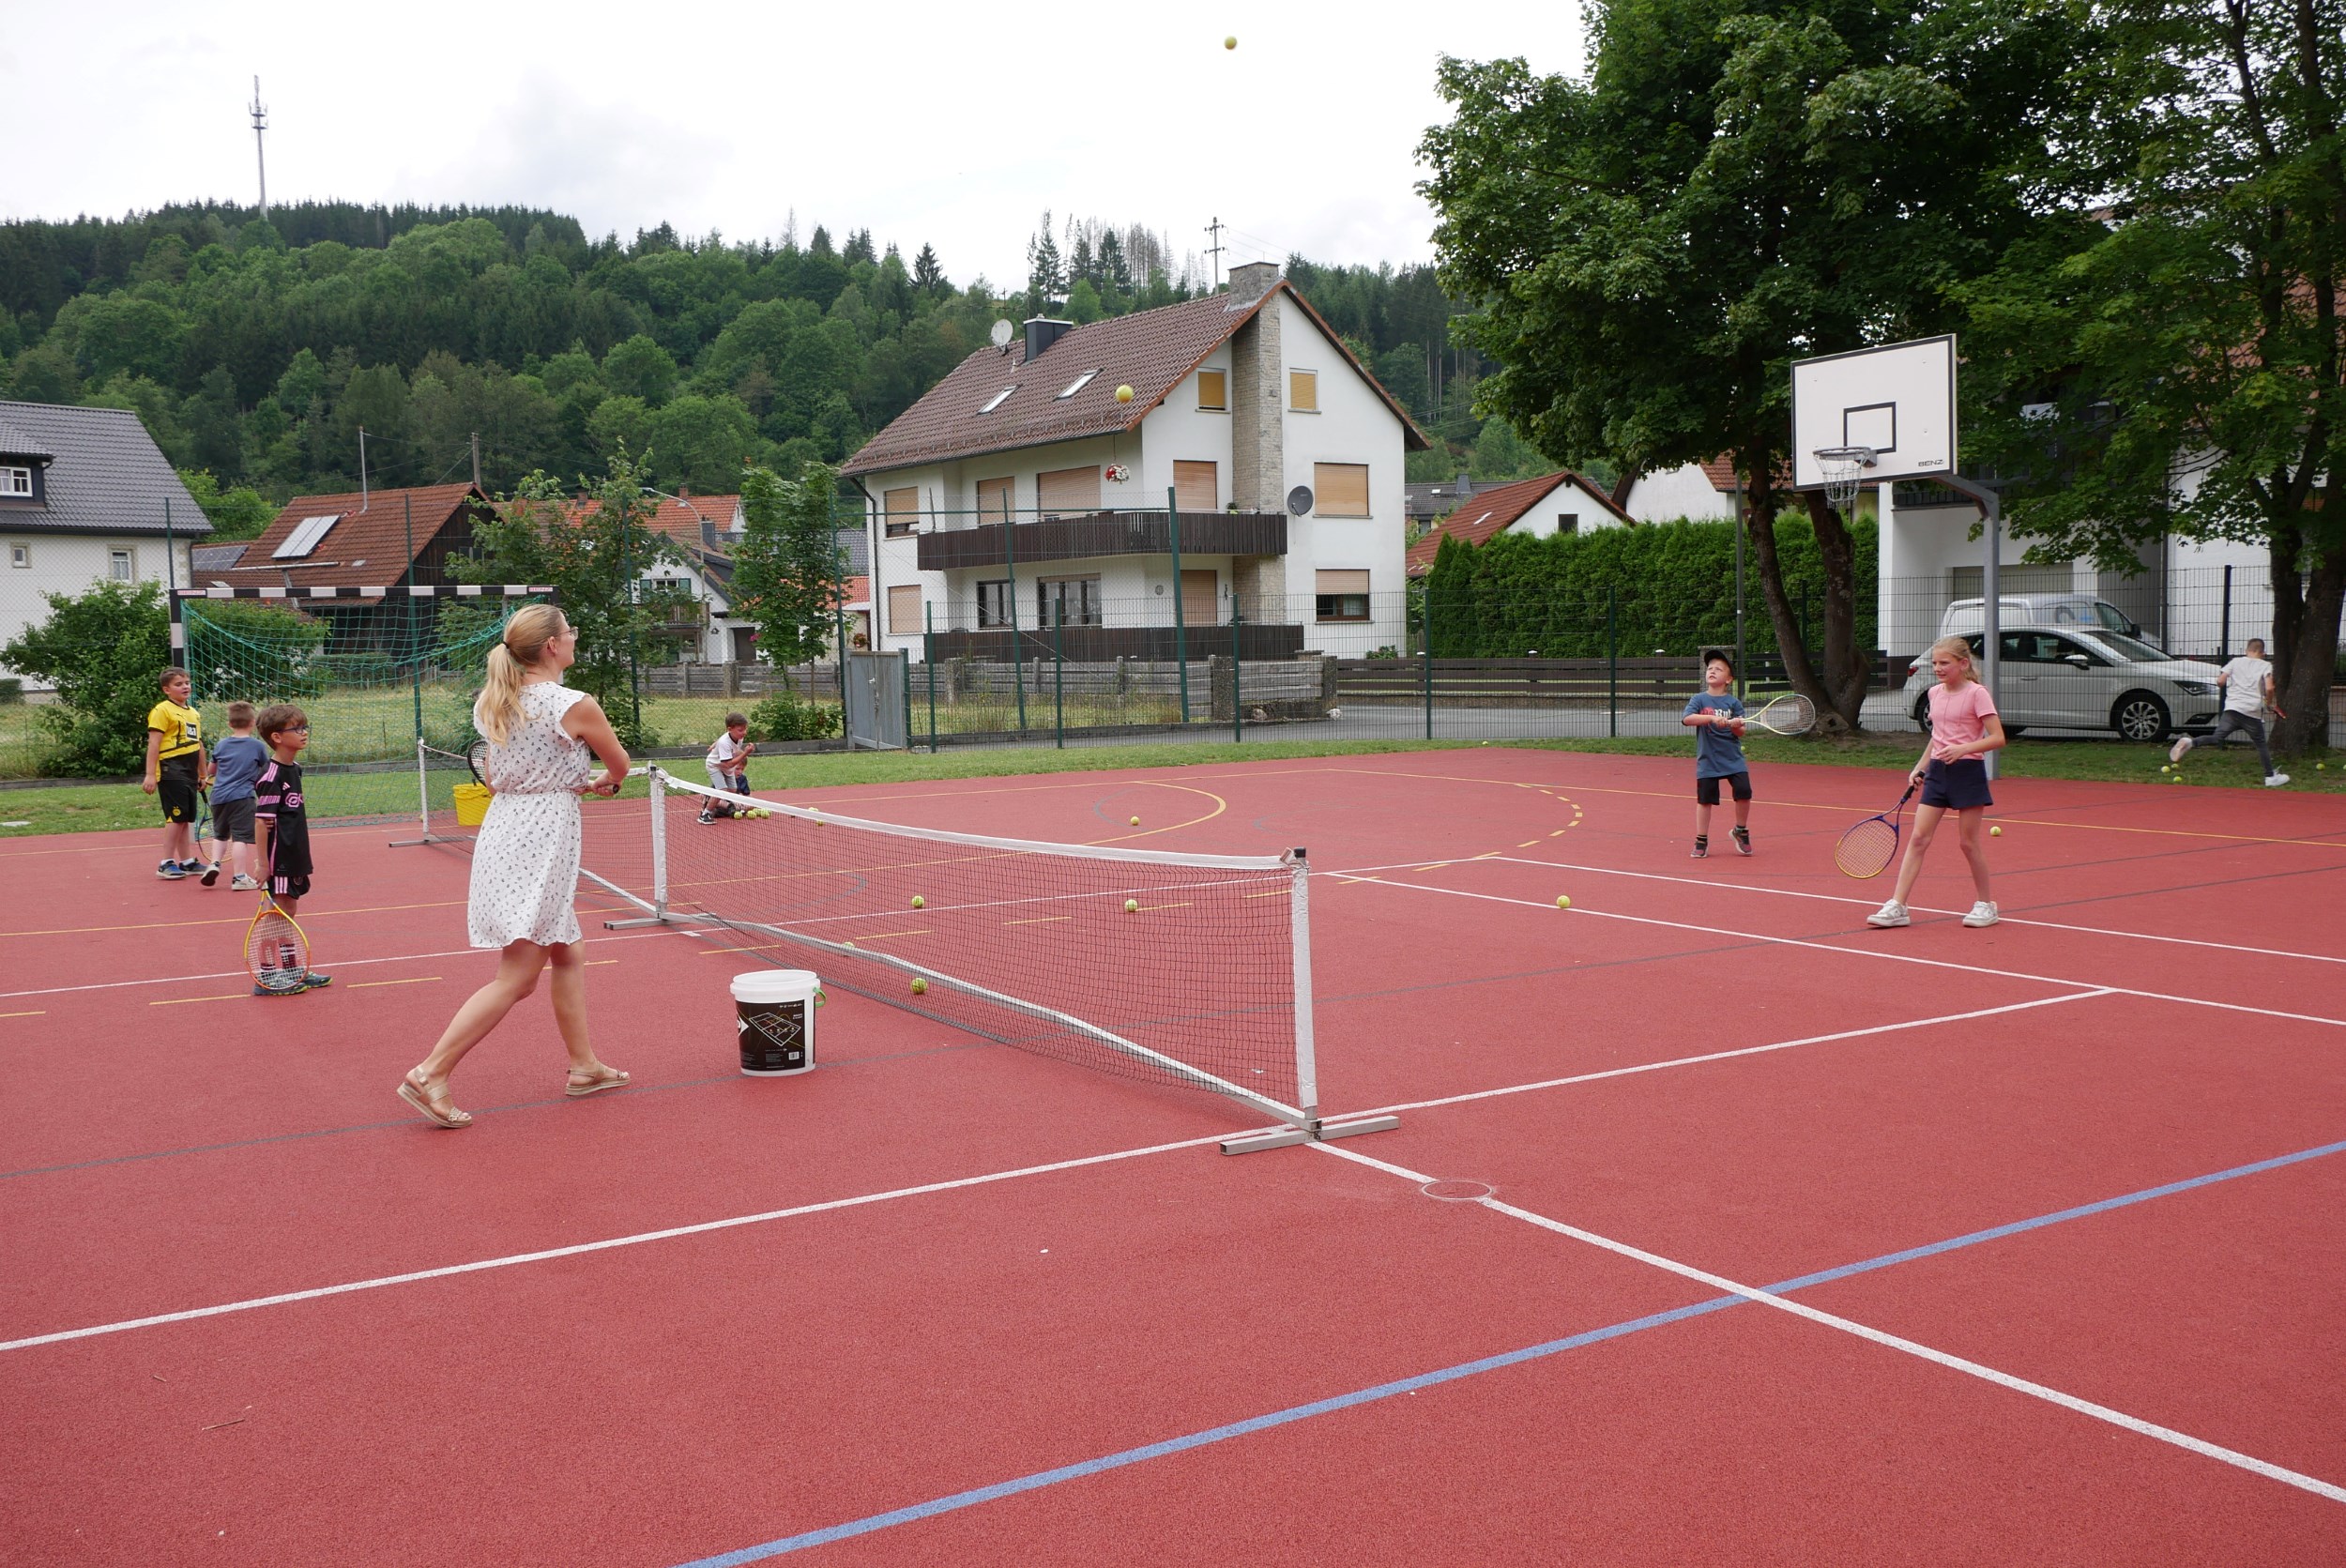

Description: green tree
[602,333,680,405]
[732,460,849,672]
[451,447,681,748]
[178,468,277,540]
[1961,0,2346,752]
[1420,0,2092,731]
[0,580,173,775]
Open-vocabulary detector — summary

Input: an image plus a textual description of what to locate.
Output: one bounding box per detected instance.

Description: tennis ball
[1556,895,1571,909]
[1124,899,1140,913]
[1224,35,1237,49]
[1130,815,1141,826]
[910,895,924,909]
[2159,764,2171,773]
[1989,825,2003,837]
[2319,762,2327,770]
[910,978,927,996]
[1115,385,1134,403]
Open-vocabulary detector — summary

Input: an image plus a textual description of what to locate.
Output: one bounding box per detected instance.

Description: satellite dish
[1287,485,1314,516]
[990,319,1014,348]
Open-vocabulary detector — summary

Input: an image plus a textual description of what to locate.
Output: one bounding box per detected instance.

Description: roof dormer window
[0,465,31,498]
[273,513,343,560]
[979,386,1018,414]
[1055,369,1101,401]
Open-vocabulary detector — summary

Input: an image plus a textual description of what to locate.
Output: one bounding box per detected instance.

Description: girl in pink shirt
[1868,634,2007,929]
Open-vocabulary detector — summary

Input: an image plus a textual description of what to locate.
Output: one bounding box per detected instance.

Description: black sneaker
[1731,827,1752,856]
[200,862,221,886]
[301,972,333,991]
[1690,839,1709,859]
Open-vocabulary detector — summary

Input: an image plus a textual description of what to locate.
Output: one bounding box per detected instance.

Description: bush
[0,677,22,705]
[0,580,173,775]
[749,689,842,741]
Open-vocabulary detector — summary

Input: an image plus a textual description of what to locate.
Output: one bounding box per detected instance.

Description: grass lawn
[5,729,2335,842]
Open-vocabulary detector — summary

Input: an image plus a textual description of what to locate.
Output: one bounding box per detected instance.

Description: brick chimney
[1226,264,1287,611]
[1226,261,1280,306]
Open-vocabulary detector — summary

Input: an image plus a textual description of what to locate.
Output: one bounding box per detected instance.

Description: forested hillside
[0,202,1538,535]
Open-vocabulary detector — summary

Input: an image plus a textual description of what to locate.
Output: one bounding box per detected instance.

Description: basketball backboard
[1790,335,1957,489]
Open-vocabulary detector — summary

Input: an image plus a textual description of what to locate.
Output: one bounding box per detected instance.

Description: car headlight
[2173,681,2210,695]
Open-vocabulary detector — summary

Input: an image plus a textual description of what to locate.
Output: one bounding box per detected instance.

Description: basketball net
[1816,445,1877,508]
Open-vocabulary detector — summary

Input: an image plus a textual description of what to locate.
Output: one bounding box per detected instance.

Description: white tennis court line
[1342,874,2346,1030]
[1312,1139,2346,1506]
[0,994,2067,1354]
[1478,856,2346,967]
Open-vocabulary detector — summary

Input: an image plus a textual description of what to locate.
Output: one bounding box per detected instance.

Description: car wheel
[2003,726,2027,738]
[1912,694,1932,732]
[2111,692,2171,742]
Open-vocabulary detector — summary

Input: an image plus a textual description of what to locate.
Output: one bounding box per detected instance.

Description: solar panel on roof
[273,514,342,560]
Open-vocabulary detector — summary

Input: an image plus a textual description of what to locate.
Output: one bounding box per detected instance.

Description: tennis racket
[465,737,493,786]
[245,896,312,994]
[1718,693,1817,736]
[1835,782,1919,878]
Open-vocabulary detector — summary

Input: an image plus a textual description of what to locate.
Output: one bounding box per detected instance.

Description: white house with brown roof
[1616,460,1742,524]
[843,263,1428,661]
[1404,471,1633,577]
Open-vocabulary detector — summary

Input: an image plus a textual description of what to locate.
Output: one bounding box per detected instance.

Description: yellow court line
[1003,915,1072,926]
[150,994,251,1007]
[0,1009,44,1019]
[1134,903,1193,911]
[3,898,465,940]
[350,976,441,990]
[851,928,933,941]
[587,959,618,966]
[1242,888,1292,897]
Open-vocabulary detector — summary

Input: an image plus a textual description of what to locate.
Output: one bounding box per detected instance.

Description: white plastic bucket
[731,969,819,1076]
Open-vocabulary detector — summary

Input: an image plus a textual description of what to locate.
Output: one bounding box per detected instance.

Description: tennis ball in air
[1224,35,1237,49]
[1130,815,1141,826]
[910,895,924,909]
[1115,385,1134,403]
[1989,825,2003,837]
[1556,895,1571,909]
[1125,898,1140,913]
[910,978,928,996]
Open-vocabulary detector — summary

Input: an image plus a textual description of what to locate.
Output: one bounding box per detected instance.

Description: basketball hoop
[1815,445,1877,507]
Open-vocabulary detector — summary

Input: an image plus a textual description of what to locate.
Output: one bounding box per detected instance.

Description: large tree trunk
[1803,491,1874,730]
[2272,531,2342,754]
[1739,461,1842,735]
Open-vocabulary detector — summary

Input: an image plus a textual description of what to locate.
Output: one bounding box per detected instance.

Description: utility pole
[249,78,269,222]
[358,427,369,510]
[470,431,481,490]
[1204,217,1226,289]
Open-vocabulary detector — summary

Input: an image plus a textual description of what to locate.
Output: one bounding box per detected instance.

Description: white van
[1938,594,2161,649]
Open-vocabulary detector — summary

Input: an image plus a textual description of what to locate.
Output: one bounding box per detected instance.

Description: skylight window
[979,386,1017,414]
[272,513,343,560]
[1055,369,1101,400]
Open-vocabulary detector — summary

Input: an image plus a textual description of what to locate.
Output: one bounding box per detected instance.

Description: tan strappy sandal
[397,1070,472,1129]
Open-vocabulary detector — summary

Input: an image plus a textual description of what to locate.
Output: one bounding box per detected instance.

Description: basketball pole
[1938,474,2002,782]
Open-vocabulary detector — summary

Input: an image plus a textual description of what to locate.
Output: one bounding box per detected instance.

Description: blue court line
[675,1134,2346,1565]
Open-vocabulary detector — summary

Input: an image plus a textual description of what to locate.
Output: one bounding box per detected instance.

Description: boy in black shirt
[252,705,330,993]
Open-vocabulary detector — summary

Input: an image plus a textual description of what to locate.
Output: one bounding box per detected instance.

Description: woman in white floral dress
[399,605,632,1129]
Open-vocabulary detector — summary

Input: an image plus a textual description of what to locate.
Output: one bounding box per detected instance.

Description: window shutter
[887,585,922,634]
[1315,570,1370,595]
[1314,463,1370,518]
[1289,371,1318,412]
[1036,466,1101,517]
[883,487,920,538]
[1196,370,1227,410]
[1173,461,1218,511]
[976,477,1014,525]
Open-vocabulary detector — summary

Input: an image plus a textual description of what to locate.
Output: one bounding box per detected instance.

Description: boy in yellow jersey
[142,667,211,880]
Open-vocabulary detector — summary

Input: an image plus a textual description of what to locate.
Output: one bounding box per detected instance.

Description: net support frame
[389,738,476,849]
[615,767,1395,1154]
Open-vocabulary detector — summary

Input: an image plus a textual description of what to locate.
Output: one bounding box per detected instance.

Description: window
[1038,576,1103,628]
[1314,463,1370,518]
[979,385,1018,414]
[1196,369,1227,411]
[1315,570,1370,622]
[1558,513,1579,534]
[883,487,920,539]
[1036,465,1101,519]
[978,580,1014,628]
[0,465,31,498]
[1055,369,1101,400]
[887,584,922,635]
[1289,370,1318,412]
[1173,460,1218,512]
[272,513,342,560]
[109,549,135,582]
[8,543,26,569]
[976,476,1014,525]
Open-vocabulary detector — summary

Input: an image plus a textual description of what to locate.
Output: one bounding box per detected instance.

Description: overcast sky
[1,4,1583,287]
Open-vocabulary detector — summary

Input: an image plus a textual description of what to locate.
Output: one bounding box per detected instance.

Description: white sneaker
[2169,736,2194,763]
[1962,901,2000,928]
[230,874,260,891]
[1866,900,1910,928]
[2265,773,2290,787]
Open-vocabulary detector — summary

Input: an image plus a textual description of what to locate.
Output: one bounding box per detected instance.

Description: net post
[1287,848,1318,1119]
[648,765,669,920]
[414,735,431,842]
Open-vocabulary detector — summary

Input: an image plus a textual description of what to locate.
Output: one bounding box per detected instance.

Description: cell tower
[250,77,269,222]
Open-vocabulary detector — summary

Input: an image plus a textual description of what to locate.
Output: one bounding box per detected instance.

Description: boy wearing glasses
[252,705,330,992]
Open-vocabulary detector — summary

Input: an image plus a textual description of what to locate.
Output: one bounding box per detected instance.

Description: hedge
[1424,516,1878,660]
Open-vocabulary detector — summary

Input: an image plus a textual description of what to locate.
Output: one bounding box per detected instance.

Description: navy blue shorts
[1921,757,1992,810]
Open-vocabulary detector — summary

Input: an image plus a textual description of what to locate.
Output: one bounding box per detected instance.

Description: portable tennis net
[590,768,1396,1153]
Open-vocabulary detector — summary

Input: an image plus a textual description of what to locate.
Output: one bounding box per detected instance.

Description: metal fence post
[1007,511,1026,732]
[1421,586,1434,740]
[1232,602,1243,744]
[1607,586,1620,738]
[1053,602,1065,749]
[2219,564,2233,659]
[924,601,938,753]
[1167,485,1189,723]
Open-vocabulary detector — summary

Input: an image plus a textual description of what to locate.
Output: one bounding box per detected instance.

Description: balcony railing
[915,510,1287,572]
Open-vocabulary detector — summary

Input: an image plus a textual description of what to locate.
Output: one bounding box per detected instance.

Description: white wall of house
[638,557,739,664]
[1622,464,1735,524]
[1485,476,1629,542]
[2,533,196,686]
[1276,293,1408,656]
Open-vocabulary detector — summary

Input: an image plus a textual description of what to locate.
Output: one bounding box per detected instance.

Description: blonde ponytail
[473,603,569,745]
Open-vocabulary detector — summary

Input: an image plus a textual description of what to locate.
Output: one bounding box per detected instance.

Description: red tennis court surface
[5,749,2343,1565]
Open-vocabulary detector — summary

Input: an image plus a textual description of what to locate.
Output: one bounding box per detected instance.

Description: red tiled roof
[220,483,483,589]
[843,282,1427,477]
[1404,471,1632,575]
[647,494,740,550]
